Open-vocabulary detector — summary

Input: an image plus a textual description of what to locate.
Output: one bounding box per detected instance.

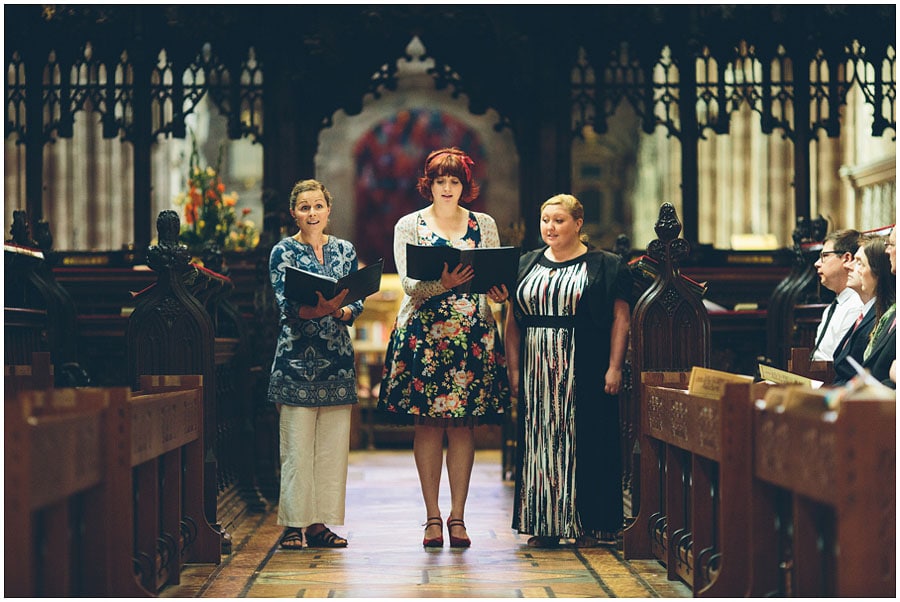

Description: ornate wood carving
[125,210,221,562]
[5,6,895,247]
[624,203,711,557]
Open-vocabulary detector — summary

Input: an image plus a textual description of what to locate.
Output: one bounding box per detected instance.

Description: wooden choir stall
[4,210,279,596]
[621,205,896,597]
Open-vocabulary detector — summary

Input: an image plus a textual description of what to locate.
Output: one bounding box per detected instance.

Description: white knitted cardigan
[390,209,501,330]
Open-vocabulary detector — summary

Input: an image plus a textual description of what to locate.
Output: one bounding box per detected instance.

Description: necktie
[810,298,838,359]
[836,311,865,355]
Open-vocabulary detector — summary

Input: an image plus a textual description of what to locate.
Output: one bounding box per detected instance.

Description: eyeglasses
[818,250,840,260]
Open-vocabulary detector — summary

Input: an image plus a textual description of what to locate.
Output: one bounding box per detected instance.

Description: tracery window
[571,40,896,250]
[4,42,264,251]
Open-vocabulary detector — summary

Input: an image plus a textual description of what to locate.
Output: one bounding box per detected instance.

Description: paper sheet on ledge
[758,364,823,389]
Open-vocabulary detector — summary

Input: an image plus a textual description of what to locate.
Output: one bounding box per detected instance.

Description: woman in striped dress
[505,194,632,548]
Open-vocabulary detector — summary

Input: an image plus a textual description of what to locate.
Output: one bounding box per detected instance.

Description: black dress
[511,247,632,538]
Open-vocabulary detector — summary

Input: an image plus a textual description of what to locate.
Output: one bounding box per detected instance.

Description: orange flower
[176,133,258,252]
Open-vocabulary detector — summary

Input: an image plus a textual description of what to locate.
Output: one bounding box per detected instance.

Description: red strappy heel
[447,517,471,548]
[422,516,443,548]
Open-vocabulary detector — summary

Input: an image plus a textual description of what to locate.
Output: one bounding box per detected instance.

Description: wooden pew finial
[648,202,690,266]
[146,210,191,273]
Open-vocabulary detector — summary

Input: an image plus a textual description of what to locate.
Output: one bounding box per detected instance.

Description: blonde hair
[541,194,589,244]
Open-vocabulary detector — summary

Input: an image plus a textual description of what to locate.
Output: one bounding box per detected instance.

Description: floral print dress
[377,211,510,425]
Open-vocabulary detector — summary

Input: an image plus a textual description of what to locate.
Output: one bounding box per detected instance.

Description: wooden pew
[189,257,270,522]
[628,370,895,596]
[787,347,835,384]
[6,218,88,382]
[4,372,209,596]
[751,387,896,597]
[4,351,54,396]
[632,372,775,595]
[125,210,238,557]
[45,211,275,552]
[5,385,143,596]
[5,242,51,370]
[129,375,210,592]
[53,264,156,387]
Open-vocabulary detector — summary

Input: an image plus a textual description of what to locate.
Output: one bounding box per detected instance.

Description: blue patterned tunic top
[267,236,362,407]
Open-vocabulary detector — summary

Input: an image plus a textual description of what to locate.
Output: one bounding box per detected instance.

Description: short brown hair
[824,228,861,256]
[415,148,480,203]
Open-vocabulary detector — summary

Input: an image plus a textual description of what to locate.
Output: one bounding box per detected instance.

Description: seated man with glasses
[810,229,863,362]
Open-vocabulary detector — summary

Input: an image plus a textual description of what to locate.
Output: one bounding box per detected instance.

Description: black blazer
[831,306,876,385]
[863,314,896,388]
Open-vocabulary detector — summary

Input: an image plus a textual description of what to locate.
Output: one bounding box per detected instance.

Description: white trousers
[277,404,352,528]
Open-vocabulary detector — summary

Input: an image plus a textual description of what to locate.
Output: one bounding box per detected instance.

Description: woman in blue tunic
[377,148,511,548]
[268,179,362,549]
[505,194,632,548]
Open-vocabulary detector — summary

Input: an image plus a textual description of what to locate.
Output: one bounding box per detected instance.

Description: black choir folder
[284,259,384,306]
[406,244,519,294]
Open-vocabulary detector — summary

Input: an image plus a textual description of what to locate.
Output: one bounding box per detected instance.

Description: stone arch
[317,36,521,270]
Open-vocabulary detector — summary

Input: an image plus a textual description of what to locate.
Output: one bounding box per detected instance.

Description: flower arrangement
[174,137,260,254]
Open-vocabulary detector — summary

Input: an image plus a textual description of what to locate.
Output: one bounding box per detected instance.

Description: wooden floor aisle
[163,449,691,598]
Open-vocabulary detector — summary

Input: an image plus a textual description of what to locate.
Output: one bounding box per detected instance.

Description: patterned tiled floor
[163,449,691,598]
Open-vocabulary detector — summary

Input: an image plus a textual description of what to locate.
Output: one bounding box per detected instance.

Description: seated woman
[862,227,896,387]
[831,232,894,386]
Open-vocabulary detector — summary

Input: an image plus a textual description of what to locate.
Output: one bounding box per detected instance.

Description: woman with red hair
[377,147,511,548]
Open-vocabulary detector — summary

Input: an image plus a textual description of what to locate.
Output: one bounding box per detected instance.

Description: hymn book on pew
[687,366,754,399]
[405,244,520,294]
[284,259,384,306]
[758,364,823,389]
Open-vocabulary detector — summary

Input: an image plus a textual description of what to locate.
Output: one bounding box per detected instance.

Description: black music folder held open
[284,258,384,306]
[405,244,519,294]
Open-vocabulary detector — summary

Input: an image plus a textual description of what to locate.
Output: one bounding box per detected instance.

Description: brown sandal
[279,527,304,549]
[305,526,348,548]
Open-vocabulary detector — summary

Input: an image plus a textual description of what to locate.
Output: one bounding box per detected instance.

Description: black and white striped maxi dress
[513,254,588,538]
